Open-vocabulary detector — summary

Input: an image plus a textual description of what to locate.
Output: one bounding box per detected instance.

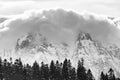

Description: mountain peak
[77,31,92,41]
[15,32,48,51]
[75,31,92,49]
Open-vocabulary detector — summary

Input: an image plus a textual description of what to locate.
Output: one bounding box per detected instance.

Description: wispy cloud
[0,0,120,49]
[0,0,120,17]
[0,9,119,49]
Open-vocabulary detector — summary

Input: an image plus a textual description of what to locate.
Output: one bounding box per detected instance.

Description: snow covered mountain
[14,31,120,80]
[72,32,120,79]
[15,32,69,64]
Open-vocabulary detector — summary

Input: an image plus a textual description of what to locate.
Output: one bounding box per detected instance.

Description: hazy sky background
[0,0,120,17]
[0,0,120,50]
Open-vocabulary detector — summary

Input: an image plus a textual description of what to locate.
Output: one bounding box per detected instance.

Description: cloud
[0,9,120,49]
[0,16,8,23]
[0,0,120,17]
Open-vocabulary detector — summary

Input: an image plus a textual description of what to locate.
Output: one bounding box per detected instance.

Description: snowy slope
[72,32,120,80]
[15,32,69,64]
[14,31,120,80]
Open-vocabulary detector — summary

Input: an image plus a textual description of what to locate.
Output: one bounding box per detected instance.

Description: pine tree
[50,60,56,80]
[23,67,27,80]
[100,72,109,80]
[105,74,108,80]
[40,62,49,80]
[25,64,32,80]
[43,64,49,80]
[32,61,40,80]
[77,58,87,80]
[0,57,3,80]
[87,69,94,80]
[8,57,13,80]
[67,59,72,80]
[6,60,13,80]
[67,59,76,80]
[100,72,105,80]
[3,59,9,80]
[0,56,119,80]
[69,68,76,80]
[62,58,69,80]
[55,60,62,80]
[108,68,116,80]
[11,58,24,80]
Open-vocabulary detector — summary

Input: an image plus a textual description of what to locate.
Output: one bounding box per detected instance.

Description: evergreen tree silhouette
[32,61,40,80]
[10,58,24,80]
[0,56,119,80]
[44,64,49,80]
[105,74,108,80]
[100,72,106,80]
[77,58,87,80]
[3,59,11,80]
[55,60,62,80]
[69,67,76,80]
[67,59,72,80]
[108,68,116,80]
[100,71,110,80]
[40,62,49,80]
[24,64,32,80]
[8,57,14,80]
[50,60,56,80]
[62,58,69,80]
[0,57,3,80]
[67,59,76,80]
[86,69,94,80]
[23,67,27,80]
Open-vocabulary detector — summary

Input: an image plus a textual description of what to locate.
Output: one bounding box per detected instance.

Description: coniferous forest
[0,57,119,80]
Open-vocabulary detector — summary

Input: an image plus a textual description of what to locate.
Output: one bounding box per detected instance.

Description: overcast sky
[0,0,120,50]
[0,0,120,17]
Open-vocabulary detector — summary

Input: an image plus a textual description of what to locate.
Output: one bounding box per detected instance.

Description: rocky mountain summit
[73,32,120,79]
[15,31,120,80]
[15,32,69,64]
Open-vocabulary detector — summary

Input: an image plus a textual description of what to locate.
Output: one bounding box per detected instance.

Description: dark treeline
[0,57,119,80]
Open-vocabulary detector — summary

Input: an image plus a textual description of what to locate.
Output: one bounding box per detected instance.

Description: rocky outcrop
[73,31,120,80]
[14,31,120,80]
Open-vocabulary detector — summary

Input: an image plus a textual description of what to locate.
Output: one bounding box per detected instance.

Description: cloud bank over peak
[0,9,120,49]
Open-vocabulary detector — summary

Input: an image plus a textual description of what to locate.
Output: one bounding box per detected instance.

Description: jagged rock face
[15,32,49,51]
[75,32,95,55]
[15,32,69,63]
[15,31,120,80]
[77,32,92,41]
[73,31,120,80]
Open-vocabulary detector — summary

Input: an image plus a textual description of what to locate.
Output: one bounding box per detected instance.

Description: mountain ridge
[13,31,120,80]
